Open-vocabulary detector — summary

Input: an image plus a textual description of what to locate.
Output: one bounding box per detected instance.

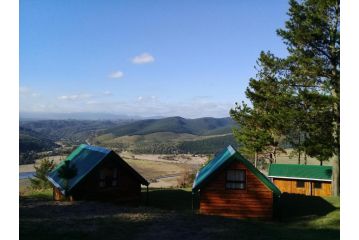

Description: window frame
[225,169,247,190]
[99,167,119,188]
[296,180,305,188]
[314,181,322,189]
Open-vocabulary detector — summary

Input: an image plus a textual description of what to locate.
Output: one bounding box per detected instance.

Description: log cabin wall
[70,154,142,202]
[273,178,332,196]
[199,161,273,219]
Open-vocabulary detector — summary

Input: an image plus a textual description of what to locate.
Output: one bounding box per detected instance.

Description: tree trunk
[320,160,323,166]
[298,135,301,164]
[331,80,340,196]
[273,148,277,164]
[254,151,258,168]
[304,152,307,165]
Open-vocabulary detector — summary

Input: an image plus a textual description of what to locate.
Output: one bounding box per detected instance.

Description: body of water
[20,172,35,179]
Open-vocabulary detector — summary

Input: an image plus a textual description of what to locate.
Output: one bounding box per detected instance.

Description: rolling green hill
[94,117,238,154]
[103,117,236,136]
[19,127,59,153]
[20,119,130,144]
[19,117,238,155]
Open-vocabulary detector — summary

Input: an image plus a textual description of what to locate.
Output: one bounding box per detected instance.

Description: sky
[20,0,289,118]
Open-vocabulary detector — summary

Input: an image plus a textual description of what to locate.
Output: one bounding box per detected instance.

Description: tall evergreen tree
[231,0,339,196]
[230,102,271,168]
[277,0,340,195]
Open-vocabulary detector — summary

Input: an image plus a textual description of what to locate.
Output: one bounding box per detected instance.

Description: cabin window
[99,169,106,188]
[296,180,305,188]
[112,168,118,186]
[314,182,322,189]
[99,168,118,188]
[226,169,246,190]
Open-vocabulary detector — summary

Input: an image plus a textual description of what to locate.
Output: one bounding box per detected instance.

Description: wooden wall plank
[199,161,273,219]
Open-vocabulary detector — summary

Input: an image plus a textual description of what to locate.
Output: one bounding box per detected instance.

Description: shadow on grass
[20,189,339,240]
[279,193,337,219]
[142,188,194,211]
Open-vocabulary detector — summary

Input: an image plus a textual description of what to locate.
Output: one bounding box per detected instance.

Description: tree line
[230,0,339,196]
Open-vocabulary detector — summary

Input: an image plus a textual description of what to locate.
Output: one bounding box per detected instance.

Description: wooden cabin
[47,144,149,203]
[192,145,281,219]
[268,164,332,197]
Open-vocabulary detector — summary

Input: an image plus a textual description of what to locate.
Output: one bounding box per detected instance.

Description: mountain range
[19,116,239,161]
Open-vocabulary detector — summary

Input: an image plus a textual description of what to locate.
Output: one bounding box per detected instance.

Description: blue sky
[20,0,289,118]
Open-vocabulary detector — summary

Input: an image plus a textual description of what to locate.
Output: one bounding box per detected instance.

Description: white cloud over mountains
[108,71,124,79]
[20,86,39,97]
[132,53,155,64]
[58,94,92,101]
[20,86,233,118]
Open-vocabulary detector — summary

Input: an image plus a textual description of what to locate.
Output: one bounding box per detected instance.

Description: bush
[30,158,55,189]
[177,169,196,188]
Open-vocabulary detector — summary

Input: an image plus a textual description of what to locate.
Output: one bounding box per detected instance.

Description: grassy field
[20,188,339,240]
[276,149,333,166]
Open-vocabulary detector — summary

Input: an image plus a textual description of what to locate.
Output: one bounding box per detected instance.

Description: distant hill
[94,117,238,154]
[19,117,239,156]
[19,127,60,154]
[20,119,131,144]
[103,117,236,136]
[19,112,144,121]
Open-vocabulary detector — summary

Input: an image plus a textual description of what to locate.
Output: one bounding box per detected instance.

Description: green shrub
[30,158,55,189]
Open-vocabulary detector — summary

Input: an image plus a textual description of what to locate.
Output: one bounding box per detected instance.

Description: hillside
[93,117,238,154]
[20,119,130,144]
[103,117,236,136]
[19,127,59,153]
[19,117,238,156]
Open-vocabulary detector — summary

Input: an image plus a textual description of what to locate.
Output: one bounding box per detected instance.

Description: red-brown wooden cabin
[192,145,281,219]
[47,144,149,204]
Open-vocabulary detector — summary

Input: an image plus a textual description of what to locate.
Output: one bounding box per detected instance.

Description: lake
[20,172,35,179]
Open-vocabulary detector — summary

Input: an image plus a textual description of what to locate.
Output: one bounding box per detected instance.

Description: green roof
[47,144,148,194]
[192,145,281,196]
[268,164,332,181]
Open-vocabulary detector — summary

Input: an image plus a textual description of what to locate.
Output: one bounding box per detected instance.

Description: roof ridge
[83,144,111,154]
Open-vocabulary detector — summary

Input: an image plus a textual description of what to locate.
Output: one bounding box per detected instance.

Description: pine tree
[57,160,77,198]
[30,158,55,189]
[230,102,271,168]
[277,0,340,195]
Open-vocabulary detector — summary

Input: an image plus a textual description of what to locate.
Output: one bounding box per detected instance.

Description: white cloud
[132,53,155,64]
[108,71,124,79]
[58,94,92,101]
[20,86,30,94]
[20,86,39,97]
[137,95,157,102]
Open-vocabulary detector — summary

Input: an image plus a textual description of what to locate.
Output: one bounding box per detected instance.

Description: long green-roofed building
[268,164,332,196]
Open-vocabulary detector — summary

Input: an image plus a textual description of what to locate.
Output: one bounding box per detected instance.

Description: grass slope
[20,188,339,240]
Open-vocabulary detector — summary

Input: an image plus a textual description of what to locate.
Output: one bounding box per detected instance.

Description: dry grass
[19,155,67,173]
